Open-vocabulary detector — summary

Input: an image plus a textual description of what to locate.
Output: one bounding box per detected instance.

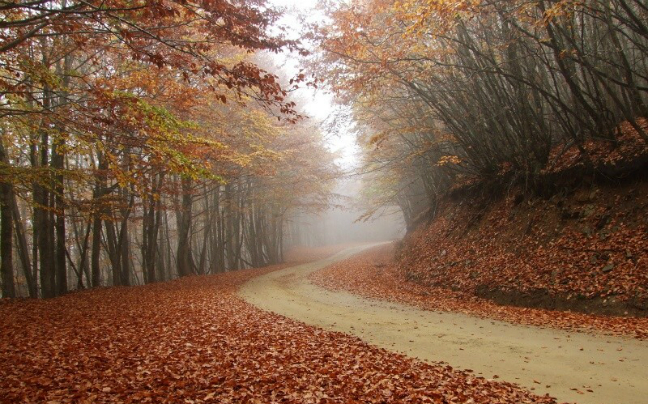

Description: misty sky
[268,0,360,169]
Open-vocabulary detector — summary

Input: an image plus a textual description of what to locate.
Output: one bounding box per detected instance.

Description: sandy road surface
[239,245,648,404]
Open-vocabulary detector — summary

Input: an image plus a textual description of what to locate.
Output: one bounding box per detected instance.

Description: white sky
[268,0,360,169]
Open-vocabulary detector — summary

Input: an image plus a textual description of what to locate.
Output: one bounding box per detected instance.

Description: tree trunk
[12,190,36,297]
[105,216,121,286]
[176,177,195,277]
[53,136,67,296]
[142,173,164,284]
[35,131,55,298]
[90,149,108,288]
[0,141,15,298]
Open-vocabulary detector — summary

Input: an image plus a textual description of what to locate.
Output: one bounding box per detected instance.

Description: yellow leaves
[436,155,462,166]
[395,0,484,38]
[558,48,578,60]
[541,0,583,24]
[229,152,253,168]
[369,131,390,146]
[105,153,136,189]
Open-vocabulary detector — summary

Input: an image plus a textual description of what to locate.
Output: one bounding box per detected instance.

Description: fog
[288,178,405,247]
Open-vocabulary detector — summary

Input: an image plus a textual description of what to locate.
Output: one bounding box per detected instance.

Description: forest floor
[0,244,558,404]
[398,175,648,319]
[242,245,648,404]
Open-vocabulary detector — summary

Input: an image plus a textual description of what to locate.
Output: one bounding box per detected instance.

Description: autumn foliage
[0,0,336,299]
[0,262,558,404]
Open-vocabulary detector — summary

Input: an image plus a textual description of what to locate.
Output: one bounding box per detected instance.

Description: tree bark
[176,177,195,277]
[0,141,16,298]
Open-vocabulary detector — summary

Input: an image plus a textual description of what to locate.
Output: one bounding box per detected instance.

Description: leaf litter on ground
[0,250,560,404]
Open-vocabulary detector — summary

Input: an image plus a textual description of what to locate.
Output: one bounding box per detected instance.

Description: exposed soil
[475,287,647,318]
[242,246,648,404]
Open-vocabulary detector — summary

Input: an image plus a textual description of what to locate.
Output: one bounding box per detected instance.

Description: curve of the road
[239,245,648,404]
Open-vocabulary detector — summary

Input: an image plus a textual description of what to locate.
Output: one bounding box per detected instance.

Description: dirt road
[240,245,648,404]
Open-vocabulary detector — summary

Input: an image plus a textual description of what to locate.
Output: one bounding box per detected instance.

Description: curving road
[239,245,648,404]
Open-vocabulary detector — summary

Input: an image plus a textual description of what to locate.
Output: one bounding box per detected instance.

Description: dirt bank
[240,246,648,404]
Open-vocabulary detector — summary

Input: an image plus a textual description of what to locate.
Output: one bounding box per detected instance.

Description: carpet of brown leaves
[399,187,648,304]
[405,121,648,322]
[543,118,648,174]
[0,260,559,404]
[398,179,648,326]
[310,245,648,340]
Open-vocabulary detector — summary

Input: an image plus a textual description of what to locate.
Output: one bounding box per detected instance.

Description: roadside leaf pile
[311,245,648,340]
[0,262,558,404]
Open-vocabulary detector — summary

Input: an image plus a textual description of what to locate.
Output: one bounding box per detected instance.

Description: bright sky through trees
[269,0,359,169]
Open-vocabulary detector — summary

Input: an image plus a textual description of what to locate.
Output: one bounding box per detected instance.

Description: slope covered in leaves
[310,245,648,340]
[0,259,558,403]
[401,178,648,311]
